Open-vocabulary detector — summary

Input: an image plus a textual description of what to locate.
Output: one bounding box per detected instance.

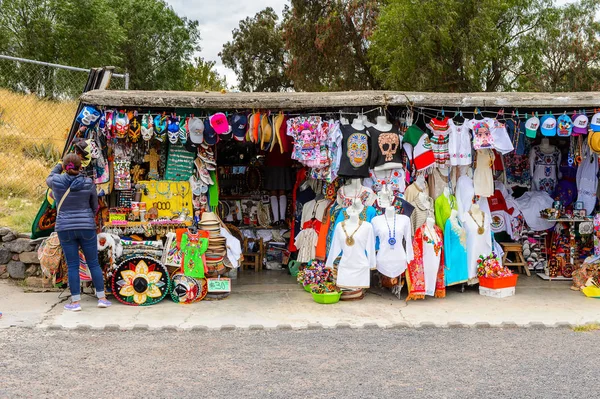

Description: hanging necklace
[424,224,442,256]
[469,210,485,235]
[156,181,172,199]
[341,220,362,246]
[385,213,397,246]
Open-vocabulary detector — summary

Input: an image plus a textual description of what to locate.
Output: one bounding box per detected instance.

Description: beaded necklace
[384,213,397,247]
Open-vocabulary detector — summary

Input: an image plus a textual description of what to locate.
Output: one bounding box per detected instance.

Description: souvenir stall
[43,90,600,305]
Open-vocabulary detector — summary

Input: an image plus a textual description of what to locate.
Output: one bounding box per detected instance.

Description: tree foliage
[182,57,227,92]
[368,0,555,92]
[220,8,290,92]
[0,0,223,94]
[282,0,381,91]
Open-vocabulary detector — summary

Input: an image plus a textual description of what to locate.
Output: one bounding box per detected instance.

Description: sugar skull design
[378,133,400,162]
[347,132,368,168]
[141,113,154,141]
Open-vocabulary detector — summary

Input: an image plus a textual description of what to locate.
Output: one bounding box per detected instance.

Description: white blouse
[371,214,413,278]
[326,221,376,288]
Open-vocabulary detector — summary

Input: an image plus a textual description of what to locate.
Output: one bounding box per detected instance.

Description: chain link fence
[0,55,128,231]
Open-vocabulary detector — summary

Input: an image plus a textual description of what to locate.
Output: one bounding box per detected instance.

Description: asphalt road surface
[1,328,598,398]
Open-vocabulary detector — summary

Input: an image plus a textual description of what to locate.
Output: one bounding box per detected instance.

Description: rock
[7,260,26,279]
[24,276,51,288]
[2,232,16,242]
[19,251,40,264]
[29,238,45,246]
[0,227,11,236]
[17,233,31,239]
[4,238,35,254]
[0,247,11,264]
[12,254,19,261]
[26,265,39,276]
[0,264,6,275]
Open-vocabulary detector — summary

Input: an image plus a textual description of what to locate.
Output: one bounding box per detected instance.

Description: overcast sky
[166,0,289,87]
[166,0,574,88]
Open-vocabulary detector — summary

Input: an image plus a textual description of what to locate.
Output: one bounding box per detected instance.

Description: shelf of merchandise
[105,221,192,227]
[538,218,587,282]
[536,272,573,281]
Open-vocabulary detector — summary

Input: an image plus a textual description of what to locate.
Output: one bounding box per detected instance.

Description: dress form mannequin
[377,184,394,208]
[373,115,393,132]
[344,178,363,198]
[359,114,373,128]
[539,138,553,153]
[450,208,459,220]
[443,186,452,197]
[426,217,437,235]
[419,192,431,212]
[351,118,365,131]
[385,206,396,219]
[345,199,362,231]
[416,174,427,191]
[469,203,484,228]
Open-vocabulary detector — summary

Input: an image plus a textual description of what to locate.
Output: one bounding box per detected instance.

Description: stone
[12,254,19,261]
[17,233,31,239]
[0,247,11,264]
[0,264,6,275]
[2,233,16,242]
[4,238,35,254]
[0,227,11,236]
[7,260,26,279]
[25,265,38,276]
[24,276,51,288]
[19,251,40,264]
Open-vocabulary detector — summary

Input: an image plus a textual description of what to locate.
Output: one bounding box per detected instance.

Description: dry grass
[0,88,76,231]
[572,323,600,332]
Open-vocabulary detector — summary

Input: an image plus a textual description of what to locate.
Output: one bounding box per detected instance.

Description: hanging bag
[37,186,71,278]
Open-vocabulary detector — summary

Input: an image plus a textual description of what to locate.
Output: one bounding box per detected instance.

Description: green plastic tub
[311,291,342,304]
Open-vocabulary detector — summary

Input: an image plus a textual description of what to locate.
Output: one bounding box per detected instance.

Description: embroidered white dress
[371,214,413,278]
[463,211,492,284]
[448,118,472,166]
[326,222,377,288]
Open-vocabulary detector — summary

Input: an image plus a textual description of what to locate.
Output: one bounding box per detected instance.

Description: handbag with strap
[38,186,72,278]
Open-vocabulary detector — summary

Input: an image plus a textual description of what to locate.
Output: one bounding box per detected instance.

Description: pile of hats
[199,212,228,277]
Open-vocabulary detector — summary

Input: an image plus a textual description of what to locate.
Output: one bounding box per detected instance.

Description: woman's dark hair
[63,153,82,176]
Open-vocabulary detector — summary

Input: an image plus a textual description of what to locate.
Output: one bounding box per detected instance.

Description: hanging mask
[179,117,188,144]
[154,114,167,142]
[128,115,141,143]
[167,115,180,144]
[114,111,130,139]
[89,139,101,159]
[76,106,101,127]
[141,113,154,141]
[104,110,115,139]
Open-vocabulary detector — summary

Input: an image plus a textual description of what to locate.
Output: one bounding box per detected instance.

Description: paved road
[1,328,598,398]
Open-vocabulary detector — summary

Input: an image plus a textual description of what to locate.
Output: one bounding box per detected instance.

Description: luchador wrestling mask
[141,113,154,141]
[347,132,368,168]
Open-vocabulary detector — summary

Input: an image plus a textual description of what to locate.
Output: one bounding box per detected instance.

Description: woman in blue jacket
[47,153,110,311]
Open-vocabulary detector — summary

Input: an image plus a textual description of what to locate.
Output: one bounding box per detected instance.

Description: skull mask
[141,114,154,141]
[378,133,400,162]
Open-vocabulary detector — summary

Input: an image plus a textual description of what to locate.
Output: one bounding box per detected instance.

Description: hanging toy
[128,111,141,143]
[114,111,130,139]
[154,114,167,142]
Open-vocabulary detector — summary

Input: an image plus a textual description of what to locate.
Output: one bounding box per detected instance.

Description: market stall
[33,90,600,304]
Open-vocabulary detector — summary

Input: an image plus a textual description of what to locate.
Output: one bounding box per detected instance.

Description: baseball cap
[556,114,573,137]
[188,117,204,144]
[525,115,540,138]
[209,112,229,134]
[590,112,600,132]
[540,114,557,137]
[231,113,248,142]
[204,118,218,145]
[572,113,589,135]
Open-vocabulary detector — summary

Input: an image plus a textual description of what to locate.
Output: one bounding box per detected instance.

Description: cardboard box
[479,286,515,298]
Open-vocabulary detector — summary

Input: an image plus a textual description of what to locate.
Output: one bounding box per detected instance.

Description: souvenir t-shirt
[368,125,403,170]
[469,119,494,150]
[338,124,370,178]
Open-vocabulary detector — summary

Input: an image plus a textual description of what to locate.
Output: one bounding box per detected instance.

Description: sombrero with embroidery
[170,272,200,304]
[111,256,170,306]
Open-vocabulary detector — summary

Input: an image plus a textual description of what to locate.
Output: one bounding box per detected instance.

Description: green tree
[109,0,201,90]
[518,0,600,92]
[220,8,290,92]
[182,57,227,92]
[369,0,552,92]
[282,0,381,91]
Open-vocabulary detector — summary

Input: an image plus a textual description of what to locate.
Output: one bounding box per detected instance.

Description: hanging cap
[525,115,540,139]
[556,114,573,137]
[572,113,589,135]
[539,114,557,137]
[188,117,204,144]
[590,112,600,132]
[231,113,248,141]
[204,119,218,145]
[209,112,230,134]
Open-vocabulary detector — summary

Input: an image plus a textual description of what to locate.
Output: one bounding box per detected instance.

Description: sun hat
[590,112,600,132]
[572,113,589,135]
[260,114,272,150]
[188,117,204,144]
[525,114,540,138]
[272,112,285,152]
[540,114,557,137]
[204,119,218,145]
[587,130,600,154]
[231,113,248,142]
[201,212,220,223]
[557,114,573,137]
[209,112,230,134]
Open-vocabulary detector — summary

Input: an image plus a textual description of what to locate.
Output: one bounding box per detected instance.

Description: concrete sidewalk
[1,273,599,330]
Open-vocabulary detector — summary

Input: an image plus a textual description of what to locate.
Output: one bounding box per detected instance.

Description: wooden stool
[500,242,530,276]
[241,238,264,272]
